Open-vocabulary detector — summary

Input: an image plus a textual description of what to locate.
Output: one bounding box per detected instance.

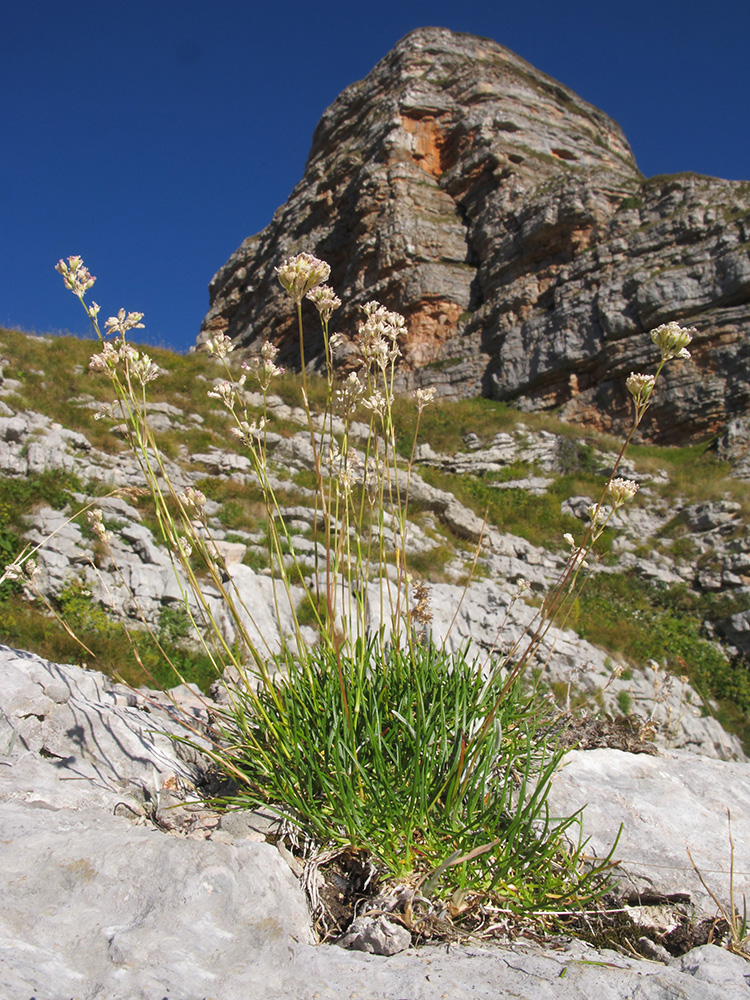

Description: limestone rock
[200,27,750,445]
[336,914,413,956]
[3,645,750,998]
[548,747,750,919]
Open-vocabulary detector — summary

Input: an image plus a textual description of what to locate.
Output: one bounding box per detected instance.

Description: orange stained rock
[399,114,449,179]
[401,299,465,367]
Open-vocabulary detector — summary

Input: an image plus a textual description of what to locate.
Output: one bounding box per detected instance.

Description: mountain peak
[199,27,750,443]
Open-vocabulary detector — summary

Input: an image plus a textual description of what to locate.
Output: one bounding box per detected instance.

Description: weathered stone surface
[336,914,413,956]
[2,645,750,999]
[200,27,750,444]
[549,748,750,918]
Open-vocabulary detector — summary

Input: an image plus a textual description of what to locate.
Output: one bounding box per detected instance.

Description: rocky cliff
[199,26,750,443]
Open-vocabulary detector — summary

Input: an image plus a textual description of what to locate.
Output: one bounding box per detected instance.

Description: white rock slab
[1,647,750,998]
[549,747,750,918]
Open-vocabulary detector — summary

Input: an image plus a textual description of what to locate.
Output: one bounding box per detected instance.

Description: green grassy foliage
[571,573,750,748]
[0,582,217,691]
[421,466,589,550]
[217,639,613,909]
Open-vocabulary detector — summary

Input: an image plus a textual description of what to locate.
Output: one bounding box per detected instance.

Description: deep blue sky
[3,1,748,353]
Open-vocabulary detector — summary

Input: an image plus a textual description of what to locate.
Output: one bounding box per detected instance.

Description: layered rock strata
[199,26,750,443]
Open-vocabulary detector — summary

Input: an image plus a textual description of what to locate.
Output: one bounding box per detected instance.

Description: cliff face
[199,27,750,442]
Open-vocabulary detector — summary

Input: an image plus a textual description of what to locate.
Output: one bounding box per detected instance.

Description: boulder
[549,748,750,919]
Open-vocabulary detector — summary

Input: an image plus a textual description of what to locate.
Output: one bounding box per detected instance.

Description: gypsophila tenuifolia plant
[39,254,694,931]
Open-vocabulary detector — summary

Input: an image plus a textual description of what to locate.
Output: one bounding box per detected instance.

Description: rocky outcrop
[3,645,750,999]
[2,388,747,760]
[200,27,750,444]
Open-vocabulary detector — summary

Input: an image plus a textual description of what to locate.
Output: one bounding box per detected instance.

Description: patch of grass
[405,541,458,582]
[0,470,83,529]
[0,586,218,691]
[217,640,614,911]
[484,460,533,484]
[195,477,267,532]
[420,466,584,550]
[570,572,750,748]
[391,394,519,458]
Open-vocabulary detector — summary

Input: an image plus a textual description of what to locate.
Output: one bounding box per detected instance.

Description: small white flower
[563,532,588,569]
[587,503,606,525]
[414,386,436,413]
[306,284,341,322]
[55,256,96,297]
[650,322,696,362]
[626,372,655,407]
[338,469,355,497]
[229,417,266,445]
[205,332,235,358]
[129,352,160,385]
[243,342,284,390]
[1,561,23,582]
[357,301,405,369]
[94,402,118,421]
[87,509,112,542]
[336,371,365,412]
[89,342,120,374]
[180,487,206,511]
[362,389,392,416]
[275,252,331,304]
[207,379,238,409]
[607,478,639,507]
[328,332,345,355]
[104,308,145,338]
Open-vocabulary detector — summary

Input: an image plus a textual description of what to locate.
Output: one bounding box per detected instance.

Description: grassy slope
[1,326,749,747]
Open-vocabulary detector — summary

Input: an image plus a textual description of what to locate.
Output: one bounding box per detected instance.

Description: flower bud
[650,322,695,362]
[275,252,331,303]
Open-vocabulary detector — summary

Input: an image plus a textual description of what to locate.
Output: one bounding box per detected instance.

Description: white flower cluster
[356,301,404,371]
[176,536,193,559]
[650,321,695,362]
[55,256,96,297]
[86,509,112,542]
[337,469,355,497]
[275,252,331,304]
[563,533,589,571]
[229,417,266,447]
[179,487,207,515]
[306,284,341,323]
[361,388,393,416]
[89,341,160,386]
[242,341,284,391]
[586,503,606,526]
[204,332,235,359]
[207,377,245,409]
[414,386,436,413]
[625,372,655,409]
[335,371,365,413]
[607,477,639,507]
[0,557,37,585]
[104,308,145,338]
